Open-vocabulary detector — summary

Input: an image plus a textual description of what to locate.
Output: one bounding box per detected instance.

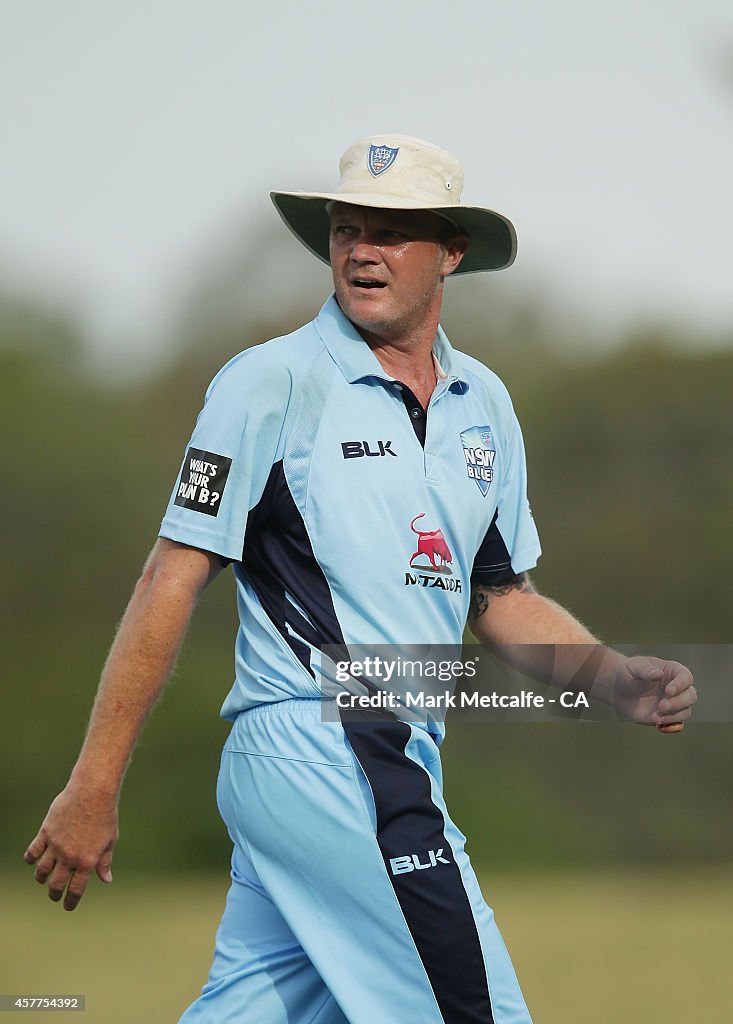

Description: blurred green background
[2,268,731,1023]
[3,283,731,871]
[4,2,733,1019]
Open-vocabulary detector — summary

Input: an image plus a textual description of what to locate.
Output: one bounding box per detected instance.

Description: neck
[350,293,443,386]
[356,322,440,411]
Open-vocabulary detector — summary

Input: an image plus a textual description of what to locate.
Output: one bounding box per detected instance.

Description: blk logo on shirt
[341,440,397,459]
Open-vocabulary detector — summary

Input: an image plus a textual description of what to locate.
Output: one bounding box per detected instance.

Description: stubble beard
[335,278,443,346]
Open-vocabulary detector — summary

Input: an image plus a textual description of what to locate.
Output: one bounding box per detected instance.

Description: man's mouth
[351,278,386,289]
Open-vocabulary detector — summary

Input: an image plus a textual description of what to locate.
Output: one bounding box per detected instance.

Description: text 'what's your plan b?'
[174,447,232,517]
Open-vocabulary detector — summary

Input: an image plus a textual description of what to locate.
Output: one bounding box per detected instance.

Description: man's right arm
[24,538,223,911]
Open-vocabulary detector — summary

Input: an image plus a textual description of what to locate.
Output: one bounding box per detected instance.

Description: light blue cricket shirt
[159,296,541,724]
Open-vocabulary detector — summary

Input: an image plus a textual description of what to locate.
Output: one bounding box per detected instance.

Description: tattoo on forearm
[469,572,536,621]
[469,588,490,620]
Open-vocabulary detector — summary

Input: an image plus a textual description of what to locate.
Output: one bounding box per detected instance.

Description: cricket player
[25,134,697,1024]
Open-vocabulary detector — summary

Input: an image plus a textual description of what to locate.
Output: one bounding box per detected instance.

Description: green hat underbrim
[269,192,517,275]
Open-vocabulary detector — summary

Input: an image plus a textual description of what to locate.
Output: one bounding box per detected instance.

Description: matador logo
[404,514,462,592]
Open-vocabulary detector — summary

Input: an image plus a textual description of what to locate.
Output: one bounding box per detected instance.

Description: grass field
[1,866,730,1022]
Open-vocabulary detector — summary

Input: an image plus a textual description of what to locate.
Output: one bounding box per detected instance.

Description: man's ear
[440,234,469,278]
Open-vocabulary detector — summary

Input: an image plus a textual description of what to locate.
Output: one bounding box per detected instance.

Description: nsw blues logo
[460,426,496,496]
[368,144,399,177]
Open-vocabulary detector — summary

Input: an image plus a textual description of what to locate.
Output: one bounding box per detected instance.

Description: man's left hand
[613,656,697,732]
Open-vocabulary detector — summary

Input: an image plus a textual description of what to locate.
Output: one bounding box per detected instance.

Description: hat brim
[270,191,517,275]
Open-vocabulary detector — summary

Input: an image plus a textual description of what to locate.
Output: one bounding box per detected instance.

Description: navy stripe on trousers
[342,712,495,1024]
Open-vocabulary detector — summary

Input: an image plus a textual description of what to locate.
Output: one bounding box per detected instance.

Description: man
[26,134,696,1023]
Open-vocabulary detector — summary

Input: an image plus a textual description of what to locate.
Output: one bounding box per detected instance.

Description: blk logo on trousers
[389,849,451,875]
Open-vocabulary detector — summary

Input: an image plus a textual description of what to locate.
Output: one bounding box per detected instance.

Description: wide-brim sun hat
[270,133,517,275]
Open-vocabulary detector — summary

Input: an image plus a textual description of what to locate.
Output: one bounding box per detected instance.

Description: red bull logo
[408,513,453,574]
[404,515,462,592]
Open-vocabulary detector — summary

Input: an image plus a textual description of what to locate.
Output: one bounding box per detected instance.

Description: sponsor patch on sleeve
[174,447,231,517]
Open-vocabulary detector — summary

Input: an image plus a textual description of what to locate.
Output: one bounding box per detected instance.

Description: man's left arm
[467,573,697,732]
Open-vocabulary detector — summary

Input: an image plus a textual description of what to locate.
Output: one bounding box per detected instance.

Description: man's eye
[381,231,408,241]
[332,225,355,236]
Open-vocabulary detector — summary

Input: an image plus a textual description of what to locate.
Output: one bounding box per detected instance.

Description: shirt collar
[314,295,469,393]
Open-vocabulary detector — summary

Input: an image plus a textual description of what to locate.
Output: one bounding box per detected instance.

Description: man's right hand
[23,540,221,912]
[24,786,118,912]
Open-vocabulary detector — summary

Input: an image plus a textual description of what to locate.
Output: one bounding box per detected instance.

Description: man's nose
[349,235,380,263]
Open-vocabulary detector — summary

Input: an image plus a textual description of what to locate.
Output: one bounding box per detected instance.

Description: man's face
[328,204,466,342]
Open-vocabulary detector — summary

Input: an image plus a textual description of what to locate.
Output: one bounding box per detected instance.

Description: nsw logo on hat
[368,144,399,177]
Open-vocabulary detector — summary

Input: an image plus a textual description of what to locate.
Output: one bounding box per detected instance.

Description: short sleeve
[159,351,292,562]
[471,410,541,584]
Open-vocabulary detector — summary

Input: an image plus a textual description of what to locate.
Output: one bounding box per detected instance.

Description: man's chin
[336,294,393,335]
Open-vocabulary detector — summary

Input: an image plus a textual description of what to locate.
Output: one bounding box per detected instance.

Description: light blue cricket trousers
[177,698,533,1024]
